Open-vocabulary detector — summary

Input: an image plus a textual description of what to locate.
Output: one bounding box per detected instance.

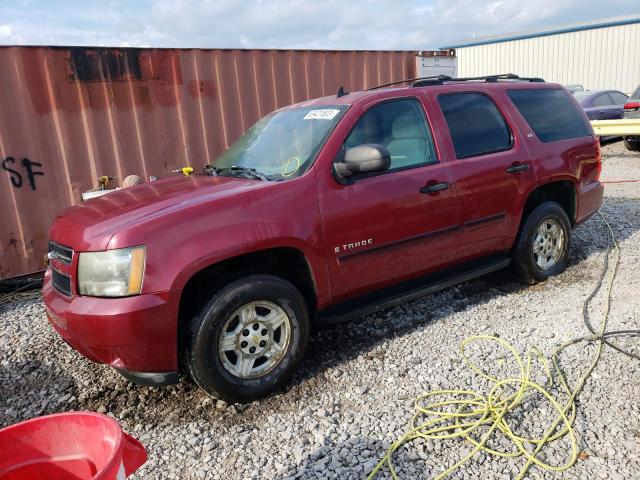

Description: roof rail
[445,73,545,83]
[368,73,545,90]
[413,73,545,87]
[367,75,452,90]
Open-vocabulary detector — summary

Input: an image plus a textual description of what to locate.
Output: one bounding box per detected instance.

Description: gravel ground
[1,141,639,479]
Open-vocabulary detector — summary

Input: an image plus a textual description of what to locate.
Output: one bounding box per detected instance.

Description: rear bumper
[576,181,604,225]
[43,269,181,374]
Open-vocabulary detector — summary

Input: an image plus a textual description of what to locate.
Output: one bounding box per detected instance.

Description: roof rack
[367,75,451,90]
[368,73,544,90]
[428,73,546,85]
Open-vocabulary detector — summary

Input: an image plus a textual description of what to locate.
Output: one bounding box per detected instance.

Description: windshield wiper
[205,165,268,181]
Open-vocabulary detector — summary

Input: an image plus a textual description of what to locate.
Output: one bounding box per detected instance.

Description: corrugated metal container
[444,15,640,93]
[0,47,417,279]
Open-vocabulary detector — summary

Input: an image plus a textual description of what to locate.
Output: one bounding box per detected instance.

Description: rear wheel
[187,274,310,403]
[511,201,571,284]
[624,137,640,151]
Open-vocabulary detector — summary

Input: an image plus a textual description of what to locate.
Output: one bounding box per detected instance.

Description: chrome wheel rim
[532,218,565,270]
[218,301,292,379]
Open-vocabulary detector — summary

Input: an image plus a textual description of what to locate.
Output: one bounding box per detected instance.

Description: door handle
[506,163,530,174]
[420,181,450,194]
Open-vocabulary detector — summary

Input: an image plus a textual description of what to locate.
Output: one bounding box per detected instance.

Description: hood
[50,175,268,250]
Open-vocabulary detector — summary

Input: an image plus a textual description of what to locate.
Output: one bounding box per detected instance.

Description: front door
[318,97,461,303]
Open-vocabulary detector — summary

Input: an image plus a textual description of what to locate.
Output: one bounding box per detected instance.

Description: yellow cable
[369,211,622,479]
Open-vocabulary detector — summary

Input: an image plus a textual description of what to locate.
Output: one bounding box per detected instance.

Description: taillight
[623,101,640,111]
[595,136,602,181]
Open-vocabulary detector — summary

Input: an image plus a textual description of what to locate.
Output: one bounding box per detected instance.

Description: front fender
[107,173,332,308]
[169,236,328,304]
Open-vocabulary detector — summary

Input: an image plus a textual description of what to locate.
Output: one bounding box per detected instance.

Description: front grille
[48,241,73,296]
[48,241,73,264]
[52,269,72,296]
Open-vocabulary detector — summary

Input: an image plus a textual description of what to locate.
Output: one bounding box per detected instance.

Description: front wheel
[187,274,310,403]
[511,201,571,284]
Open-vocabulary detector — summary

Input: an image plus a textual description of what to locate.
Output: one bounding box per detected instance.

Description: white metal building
[441,15,640,94]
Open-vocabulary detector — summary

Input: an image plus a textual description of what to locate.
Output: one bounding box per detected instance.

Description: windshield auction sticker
[303,109,340,120]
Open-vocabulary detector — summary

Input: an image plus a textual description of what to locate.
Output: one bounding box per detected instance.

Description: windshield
[211,105,348,180]
[632,86,640,100]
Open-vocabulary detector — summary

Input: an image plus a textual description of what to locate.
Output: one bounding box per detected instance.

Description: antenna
[337,86,348,98]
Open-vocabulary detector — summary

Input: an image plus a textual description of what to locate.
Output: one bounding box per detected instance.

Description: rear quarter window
[507,89,591,143]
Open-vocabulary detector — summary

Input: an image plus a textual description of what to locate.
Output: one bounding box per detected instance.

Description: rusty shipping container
[0,46,419,279]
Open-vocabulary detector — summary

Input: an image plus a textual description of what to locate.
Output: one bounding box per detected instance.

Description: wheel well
[522,181,576,227]
[177,247,317,371]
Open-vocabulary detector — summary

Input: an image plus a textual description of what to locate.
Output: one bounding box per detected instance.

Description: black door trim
[337,224,461,263]
[463,212,506,229]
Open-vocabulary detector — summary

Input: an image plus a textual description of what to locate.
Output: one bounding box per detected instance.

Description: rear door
[592,93,620,120]
[318,96,461,302]
[608,91,629,119]
[429,90,536,261]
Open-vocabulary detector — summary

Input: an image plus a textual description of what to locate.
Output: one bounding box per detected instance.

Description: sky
[0,0,638,50]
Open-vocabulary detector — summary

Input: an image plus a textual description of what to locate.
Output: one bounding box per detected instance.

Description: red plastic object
[0,412,147,480]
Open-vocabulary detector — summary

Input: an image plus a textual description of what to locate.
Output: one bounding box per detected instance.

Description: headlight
[78,246,145,297]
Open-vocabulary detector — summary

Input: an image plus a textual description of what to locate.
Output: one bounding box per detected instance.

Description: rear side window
[592,93,613,107]
[507,89,591,143]
[609,92,628,105]
[438,93,511,159]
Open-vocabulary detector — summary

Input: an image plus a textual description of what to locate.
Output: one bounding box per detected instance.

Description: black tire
[187,274,310,403]
[511,201,571,285]
[624,137,640,152]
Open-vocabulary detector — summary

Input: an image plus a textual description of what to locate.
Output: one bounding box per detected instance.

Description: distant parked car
[574,89,629,142]
[573,90,629,120]
[565,84,584,93]
[623,84,640,151]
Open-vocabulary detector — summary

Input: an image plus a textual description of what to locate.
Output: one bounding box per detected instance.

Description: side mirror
[333,144,391,183]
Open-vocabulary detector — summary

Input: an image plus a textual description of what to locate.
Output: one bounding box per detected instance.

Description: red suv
[44,74,603,402]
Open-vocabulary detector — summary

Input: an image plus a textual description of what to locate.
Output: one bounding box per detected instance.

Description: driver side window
[344,98,437,171]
